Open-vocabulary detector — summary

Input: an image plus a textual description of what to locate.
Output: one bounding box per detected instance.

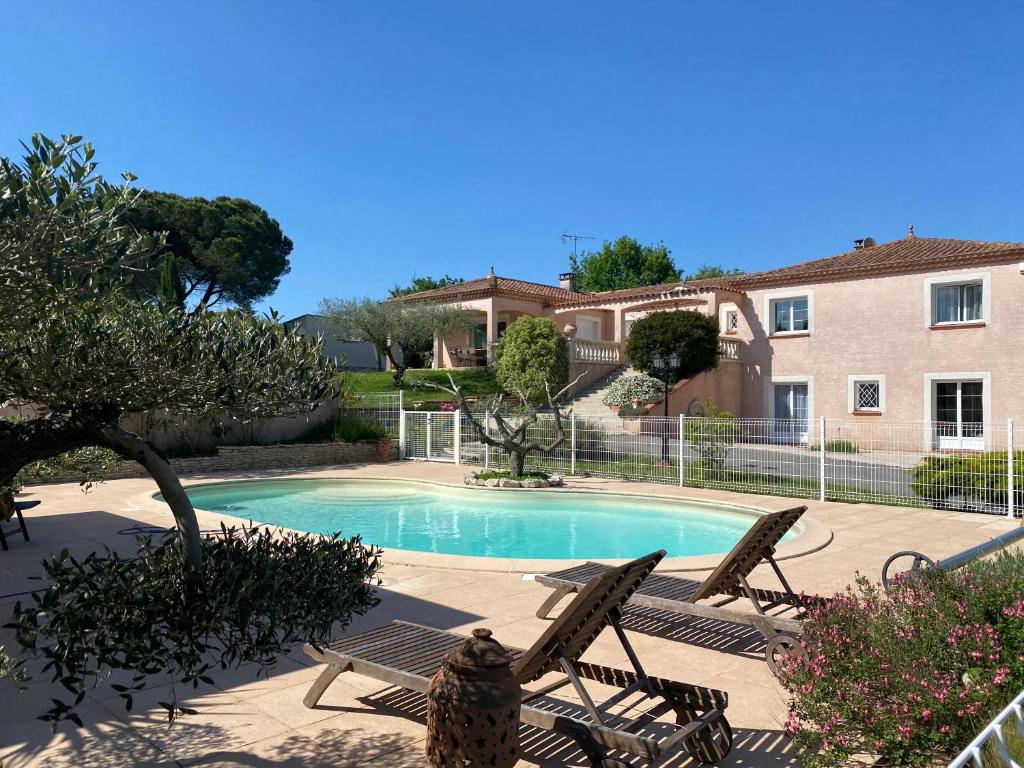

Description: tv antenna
[561,231,595,258]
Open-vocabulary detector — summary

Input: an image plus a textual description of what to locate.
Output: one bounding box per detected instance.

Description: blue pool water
[177,479,789,560]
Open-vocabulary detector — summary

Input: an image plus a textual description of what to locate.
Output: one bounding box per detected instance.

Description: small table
[0,500,36,550]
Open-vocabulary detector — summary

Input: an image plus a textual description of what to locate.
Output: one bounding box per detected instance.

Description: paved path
[0,462,1016,767]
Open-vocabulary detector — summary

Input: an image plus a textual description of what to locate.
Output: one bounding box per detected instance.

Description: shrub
[331,414,387,442]
[683,401,743,481]
[782,551,1024,767]
[625,310,719,381]
[601,374,664,407]
[910,452,1024,511]
[163,441,219,459]
[15,446,125,490]
[476,470,549,481]
[495,317,568,402]
[806,439,859,454]
[12,525,382,727]
[293,414,387,444]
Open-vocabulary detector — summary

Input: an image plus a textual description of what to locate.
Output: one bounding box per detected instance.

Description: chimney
[853,236,876,250]
[487,266,497,289]
[558,272,576,292]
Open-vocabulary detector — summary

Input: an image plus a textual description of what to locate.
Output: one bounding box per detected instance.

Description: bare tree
[427,373,583,477]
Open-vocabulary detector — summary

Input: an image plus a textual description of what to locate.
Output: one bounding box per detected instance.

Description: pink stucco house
[402,230,1024,450]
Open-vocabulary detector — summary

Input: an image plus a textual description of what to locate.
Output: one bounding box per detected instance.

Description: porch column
[613,306,626,343]
[485,305,499,365]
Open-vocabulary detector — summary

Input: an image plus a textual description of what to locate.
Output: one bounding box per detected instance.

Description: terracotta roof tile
[400,275,581,304]
[728,236,1024,290]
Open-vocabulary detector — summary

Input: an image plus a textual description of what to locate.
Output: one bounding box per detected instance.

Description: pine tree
[157,253,186,311]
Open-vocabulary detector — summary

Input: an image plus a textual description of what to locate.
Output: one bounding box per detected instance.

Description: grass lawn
[346,368,500,404]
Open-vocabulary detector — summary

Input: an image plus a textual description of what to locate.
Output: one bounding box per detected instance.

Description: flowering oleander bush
[601,374,664,407]
[782,551,1024,767]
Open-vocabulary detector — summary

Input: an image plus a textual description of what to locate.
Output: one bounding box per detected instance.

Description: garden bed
[463,470,565,488]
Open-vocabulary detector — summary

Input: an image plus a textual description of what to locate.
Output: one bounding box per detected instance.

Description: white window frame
[923,272,990,327]
[719,302,740,335]
[575,313,602,341]
[764,375,814,443]
[763,289,814,337]
[921,371,991,451]
[848,374,886,414]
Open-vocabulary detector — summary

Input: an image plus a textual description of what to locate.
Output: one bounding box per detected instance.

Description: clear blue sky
[3,2,1022,318]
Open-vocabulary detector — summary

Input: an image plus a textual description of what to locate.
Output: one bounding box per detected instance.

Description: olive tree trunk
[98,424,204,574]
[0,412,204,575]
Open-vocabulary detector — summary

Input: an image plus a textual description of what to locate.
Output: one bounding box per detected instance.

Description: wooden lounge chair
[0,499,36,551]
[304,550,733,766]
[535,506,815,676]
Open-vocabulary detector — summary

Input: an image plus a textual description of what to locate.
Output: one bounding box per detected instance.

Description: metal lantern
[426,628,520,768]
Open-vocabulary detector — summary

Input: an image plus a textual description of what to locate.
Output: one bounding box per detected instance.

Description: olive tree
[319,296,475,387]
[1,135,382,727]
[428,373,582,478]
[0,135,334,574]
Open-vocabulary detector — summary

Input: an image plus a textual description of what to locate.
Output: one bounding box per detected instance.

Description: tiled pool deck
[0,462,1017,767]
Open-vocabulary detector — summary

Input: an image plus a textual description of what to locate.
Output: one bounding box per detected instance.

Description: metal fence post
[484,411,490,469]
[819,416,826,502]
[1008,418,1015,519]
[454,412,461,465]
[426,412,432,461]
[398,393,406,460]
[678,414,685,487]
[570,411,577,475]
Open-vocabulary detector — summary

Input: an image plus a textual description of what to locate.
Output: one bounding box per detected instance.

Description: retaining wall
[34,440,399,484]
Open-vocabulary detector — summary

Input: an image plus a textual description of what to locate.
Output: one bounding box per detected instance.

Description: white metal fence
[948,689,1024,767]
[363,396,1021,517]
[403,411,459,462]
[346,392,402,438]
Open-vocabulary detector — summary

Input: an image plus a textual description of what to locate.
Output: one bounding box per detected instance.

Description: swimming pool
[176,479,793,560]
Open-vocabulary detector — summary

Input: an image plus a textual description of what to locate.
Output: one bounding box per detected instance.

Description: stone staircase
[564,366,642,422]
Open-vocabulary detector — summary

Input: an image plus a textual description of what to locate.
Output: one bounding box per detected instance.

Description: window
[724,309,739,334]
[771,297,809,334]
[772,383,809,443]
[576,315,601,341]
[855,381,880,411]
[848,374,886,414]
[932,282,982,325]
[934,380,984,450]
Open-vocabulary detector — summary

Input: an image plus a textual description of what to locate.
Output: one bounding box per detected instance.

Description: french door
[934,381,984,450]
[773,383,809,443]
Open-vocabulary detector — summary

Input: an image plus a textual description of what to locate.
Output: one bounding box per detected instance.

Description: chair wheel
[766,633,806,679]
[881,550,937,593]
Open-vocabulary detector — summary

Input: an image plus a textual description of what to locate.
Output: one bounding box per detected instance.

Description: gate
[402,411,459,462]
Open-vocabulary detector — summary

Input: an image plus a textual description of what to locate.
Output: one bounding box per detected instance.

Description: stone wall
[34,440,399,484]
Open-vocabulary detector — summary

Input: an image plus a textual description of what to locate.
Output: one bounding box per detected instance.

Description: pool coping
[133,474,834,574]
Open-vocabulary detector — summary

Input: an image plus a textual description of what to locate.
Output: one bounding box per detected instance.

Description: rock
[548,474,564,487]
[485,478,501,487]
[522,479,544,488]
[463,472,479,486]
[498,478,522,488]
